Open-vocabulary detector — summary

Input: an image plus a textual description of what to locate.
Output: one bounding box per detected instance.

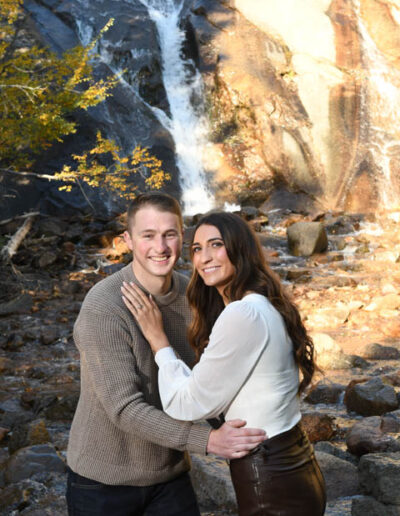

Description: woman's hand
[121,282,170,353]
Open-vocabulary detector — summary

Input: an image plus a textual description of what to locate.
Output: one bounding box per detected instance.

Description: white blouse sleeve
[155,300,269,421]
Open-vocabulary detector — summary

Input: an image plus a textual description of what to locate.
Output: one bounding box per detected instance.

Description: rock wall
[190,0,400,212]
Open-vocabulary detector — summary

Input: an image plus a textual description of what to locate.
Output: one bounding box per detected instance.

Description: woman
[122,211,326,516]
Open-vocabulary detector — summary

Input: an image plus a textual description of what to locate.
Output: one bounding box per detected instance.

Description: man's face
[124,206,183,284]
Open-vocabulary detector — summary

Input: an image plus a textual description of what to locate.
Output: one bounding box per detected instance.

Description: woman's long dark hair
[187,211,317,394]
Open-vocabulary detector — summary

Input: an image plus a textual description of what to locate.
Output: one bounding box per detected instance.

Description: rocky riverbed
[0,207,399,515]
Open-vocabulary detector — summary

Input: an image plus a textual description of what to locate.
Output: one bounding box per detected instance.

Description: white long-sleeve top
[155,293,301,438]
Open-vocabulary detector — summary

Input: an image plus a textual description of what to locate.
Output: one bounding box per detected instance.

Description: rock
[0,428,10,448]
[314,441,358,465]
[315,451,359,500]
[0,293,33,316]
[352,495,400,516]
[37,251,59,268]
[358,452,400,505]
[40,326,59,346]
[287,222,328,257]
[304,381,344,405]
[0,357,14,374]
[190,455,236,512]
[365,294,400,312]
[360,342,400,360]
[8,419,51,454]
[4,444,66,483]
[43,393,79,421]
[344,377,399,416]
[301,413,336,442]
[36,218,67,237]
[346,416,400,456]
[311,333,352,370]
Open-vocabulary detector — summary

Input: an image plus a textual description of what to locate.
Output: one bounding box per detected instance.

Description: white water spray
[137,0,214,215]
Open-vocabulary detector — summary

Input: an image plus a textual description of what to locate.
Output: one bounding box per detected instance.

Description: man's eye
[166,232,177,238]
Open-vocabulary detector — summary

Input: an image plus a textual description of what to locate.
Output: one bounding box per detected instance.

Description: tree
[0,0,170,199]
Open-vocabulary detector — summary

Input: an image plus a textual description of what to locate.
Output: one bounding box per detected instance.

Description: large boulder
[315,451,359,501]
[346,416,400,456]
[344,377,399,416]
[4,444,66,484]
[358,452,400,506]
[287,222,328,257]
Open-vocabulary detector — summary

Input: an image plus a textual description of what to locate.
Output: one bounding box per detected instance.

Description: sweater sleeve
[155,301,269,421]
[74,306,211,454]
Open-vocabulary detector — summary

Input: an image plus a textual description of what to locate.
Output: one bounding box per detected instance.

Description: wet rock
[358,452,400,506]
[8,419,51,454]
[315,451,359,500]
[305,381,344,405]
[346,416,400,456]
[4,444,66,483]
[287,222,328,257]
[360,342,400,360]
[301,413,336,442]
[345,377,399,416]
[239,206,259,220]
[0,475,67,515]
[352,495,400,516]
[190,455,236,512]
[0,293,33,316]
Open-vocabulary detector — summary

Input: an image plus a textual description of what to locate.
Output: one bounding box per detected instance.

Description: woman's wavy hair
[187,211,317,394]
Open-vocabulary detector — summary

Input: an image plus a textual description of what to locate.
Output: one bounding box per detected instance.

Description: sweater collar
[121,262,180,306]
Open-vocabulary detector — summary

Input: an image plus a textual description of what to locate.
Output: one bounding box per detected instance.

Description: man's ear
[123,230,133,251]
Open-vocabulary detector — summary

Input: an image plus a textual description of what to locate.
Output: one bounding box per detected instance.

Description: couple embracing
[66,192,326,516]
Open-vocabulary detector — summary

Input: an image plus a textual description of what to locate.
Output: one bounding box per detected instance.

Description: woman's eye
[212,241,223,248]
[192,246,201,253]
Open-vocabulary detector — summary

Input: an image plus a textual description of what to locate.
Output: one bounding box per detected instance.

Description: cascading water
[354,0,400,210]
[134,0,214,215]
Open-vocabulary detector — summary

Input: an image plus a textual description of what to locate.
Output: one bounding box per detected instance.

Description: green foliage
[0,1,170,199]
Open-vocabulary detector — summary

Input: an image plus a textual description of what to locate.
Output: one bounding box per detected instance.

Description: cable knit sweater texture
[67,263,211,486]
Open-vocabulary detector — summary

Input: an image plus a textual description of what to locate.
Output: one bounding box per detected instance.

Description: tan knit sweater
[67,263,211,486]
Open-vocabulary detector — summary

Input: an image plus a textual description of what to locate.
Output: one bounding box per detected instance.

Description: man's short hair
[127,192,183,232]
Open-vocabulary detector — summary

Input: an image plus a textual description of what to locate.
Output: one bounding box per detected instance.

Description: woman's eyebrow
[191,237,222,246]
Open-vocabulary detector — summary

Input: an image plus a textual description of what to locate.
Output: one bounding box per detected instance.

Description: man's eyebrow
[191,237,222,246]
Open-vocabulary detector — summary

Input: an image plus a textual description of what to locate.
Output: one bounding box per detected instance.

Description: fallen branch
[0,168,60,181]
[1,214,36,261]
[0,211,40,226]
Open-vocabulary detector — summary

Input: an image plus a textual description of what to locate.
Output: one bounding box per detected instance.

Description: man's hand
[206,419,266,459]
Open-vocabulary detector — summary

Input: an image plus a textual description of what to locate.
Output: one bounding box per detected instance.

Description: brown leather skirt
[229,423,326,516]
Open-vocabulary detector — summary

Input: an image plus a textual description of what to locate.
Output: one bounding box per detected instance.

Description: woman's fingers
[121,282,146,310]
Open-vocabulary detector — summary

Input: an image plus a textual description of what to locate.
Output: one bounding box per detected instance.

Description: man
[66,192,266,515]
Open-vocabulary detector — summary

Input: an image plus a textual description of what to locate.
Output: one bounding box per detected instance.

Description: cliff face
[190,0,400,212]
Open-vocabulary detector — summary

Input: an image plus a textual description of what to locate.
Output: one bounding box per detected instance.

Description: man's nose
[154,235,168,252]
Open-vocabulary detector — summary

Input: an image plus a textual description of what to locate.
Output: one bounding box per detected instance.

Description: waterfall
[354,0,400,210]
[135,0,214,215]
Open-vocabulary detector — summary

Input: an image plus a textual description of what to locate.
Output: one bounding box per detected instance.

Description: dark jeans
[230,424,326,516]
[66,467,201,516]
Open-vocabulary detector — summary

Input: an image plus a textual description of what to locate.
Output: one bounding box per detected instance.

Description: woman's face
[191,224,235,301]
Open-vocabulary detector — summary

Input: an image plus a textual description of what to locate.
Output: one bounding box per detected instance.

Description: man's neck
[131,262,172,296]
